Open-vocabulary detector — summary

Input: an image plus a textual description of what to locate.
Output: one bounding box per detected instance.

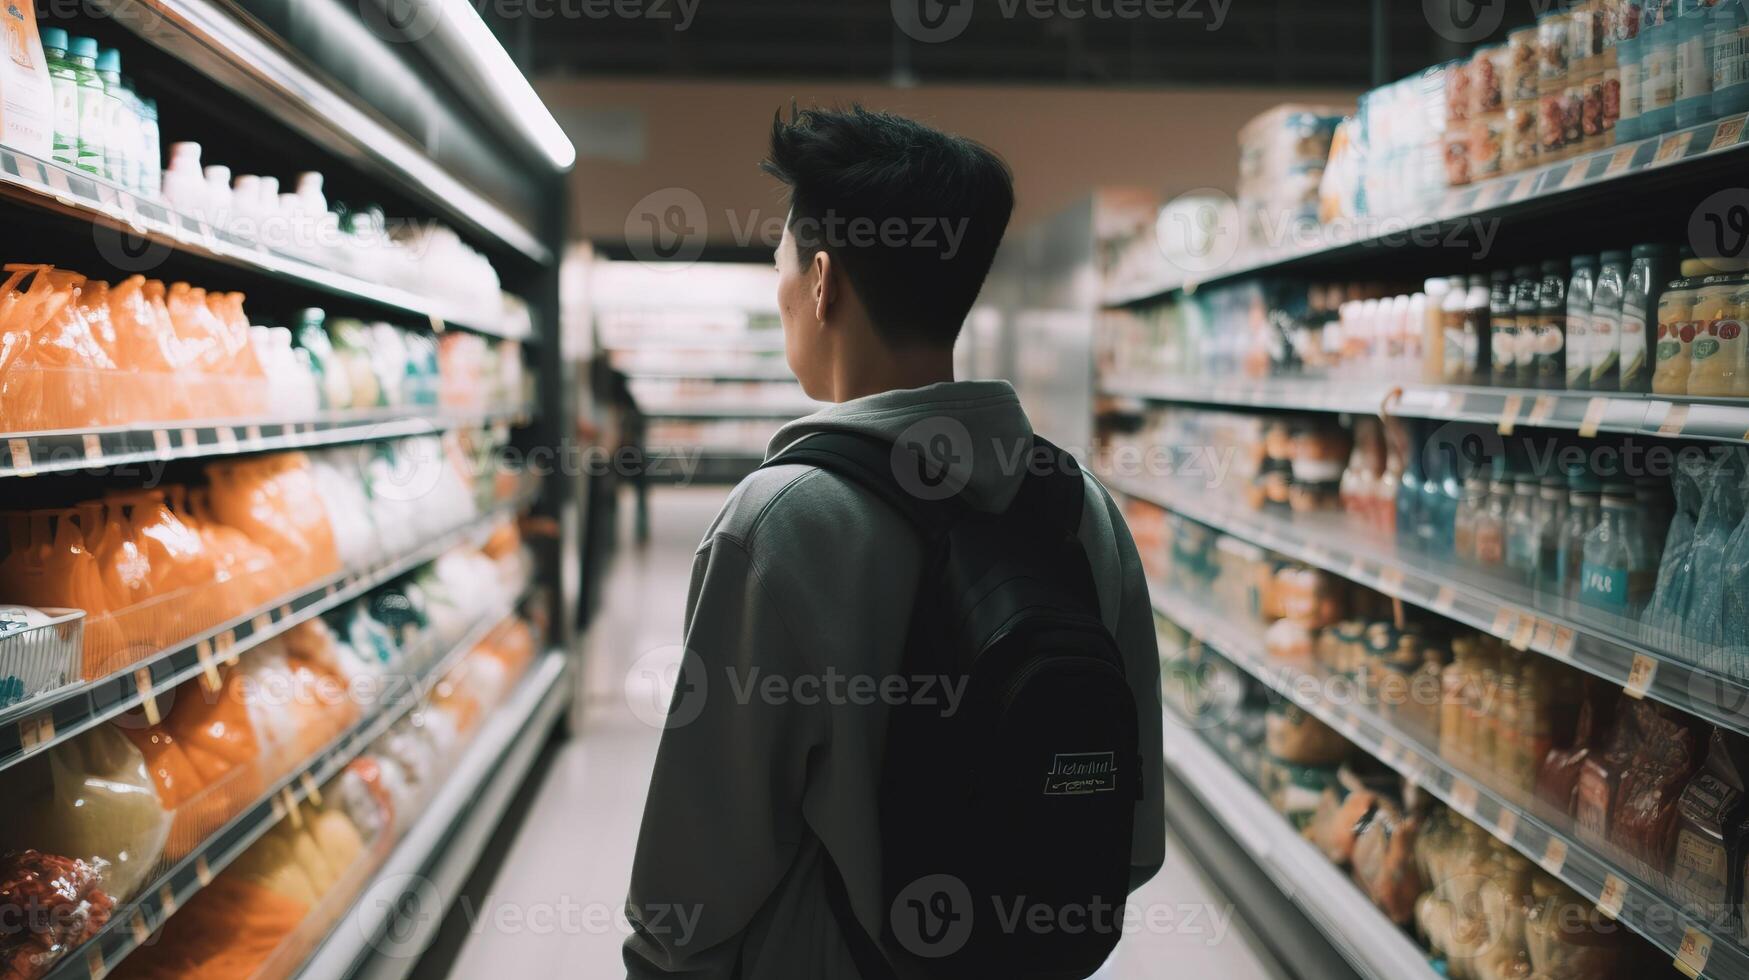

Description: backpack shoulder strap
[760,431,964,536]
[1005,436,1086,536]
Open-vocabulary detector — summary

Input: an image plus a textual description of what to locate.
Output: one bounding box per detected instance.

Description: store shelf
[1105,113,1749,306]
[0,148,533,343]
[1161,710,1438,980]
[642,402,818,420]
[0,493,535,774]
[44,595,533,980]
[1103,374,1749,446]
[646,449,765,485]
[86,0,550,265]
[0,404,533,479]
[298,648,570,980]
[1150,582,1745,980]
[1104,473,1749,749]
[623,367,797,383]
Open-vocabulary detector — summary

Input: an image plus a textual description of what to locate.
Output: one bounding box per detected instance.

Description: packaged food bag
[1646,452,1706,645]
[0,0,54,157]
[1686,455,1748,662]
[7,267,115,429]
[0,725,171,901]
[0,850,114,980]
[108,275,191,421]
[1717,508,1749,675]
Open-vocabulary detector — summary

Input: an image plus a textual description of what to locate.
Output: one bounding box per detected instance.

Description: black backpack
[760,431,1143,980]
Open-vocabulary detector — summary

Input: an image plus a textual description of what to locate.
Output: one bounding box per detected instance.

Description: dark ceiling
[484,0,1539,90]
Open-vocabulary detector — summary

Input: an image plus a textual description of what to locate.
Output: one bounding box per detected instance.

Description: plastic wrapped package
[1718,505,1749,668]
[8,268,117,431]
[0,511,121,666]
[1537,679,1617,816]
[1350,801,1422,925]
[333,758,394,842]
[0,726,170,901]
[376,716,441,798]
[367,755,420,833]
[1687,456,1749,667]
[1266,701,1350,766]
[1603,700,1704,879]
[106,276,193,423]
[309,454,382,569]
[205,453,341,585]
[0,851,114,980]
[108,873,305,980]
[1524,877,1624,979]
[1646,451,1706,643]
[1306,783,1378,864]
[177,487,286,613]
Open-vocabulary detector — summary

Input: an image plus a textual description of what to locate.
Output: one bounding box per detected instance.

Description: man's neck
[831,344,956,403]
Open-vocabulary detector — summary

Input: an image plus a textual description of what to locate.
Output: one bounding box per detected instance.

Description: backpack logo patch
[1043,752,1118,796]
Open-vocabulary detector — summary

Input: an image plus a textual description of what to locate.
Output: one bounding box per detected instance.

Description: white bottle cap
[167,142,202,169]
[203,165,231,186]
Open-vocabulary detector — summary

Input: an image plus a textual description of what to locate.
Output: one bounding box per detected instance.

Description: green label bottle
[67,36,106,177]
[39,29,78,167]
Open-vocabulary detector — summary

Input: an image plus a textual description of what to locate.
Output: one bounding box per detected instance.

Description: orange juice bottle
[1687,271,1749,397]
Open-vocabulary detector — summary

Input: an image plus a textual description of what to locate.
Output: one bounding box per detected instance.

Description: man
[624,105,1163,978]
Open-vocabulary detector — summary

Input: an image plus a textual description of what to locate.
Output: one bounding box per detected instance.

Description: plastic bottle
[1712,0,1749,118]
[1619,0,1647,141]
[1590,250,1629,389]
[1462,275,1491,385]
[1558,464,1603,599]
[203,165,232,226]
[1568,256,1598,390]
[1535,474,1570,593]
[1642,0,1680,134]
[160,142,205,217]
[1489,269,1514,384]
[66,37,105,177]
[138,98,160,198]
[1653,262,1715,395]
[118,76,150,194]
[1477,457,1513,567]
[1456,468,1489,560]
[1622,243,1674,391]
[1534,258,1570,388]
[94,48,129,188]
[1507,474,1543,581]
[1514,264,1542,387]
[39,28,78,168]
[1581,482,1655,613]
[1440,276,1468,383]
[1675,0,1717,127]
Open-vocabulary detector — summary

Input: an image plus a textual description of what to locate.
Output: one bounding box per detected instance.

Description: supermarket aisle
[445,486,1283,979]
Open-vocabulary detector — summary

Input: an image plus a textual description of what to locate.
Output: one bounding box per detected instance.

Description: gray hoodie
[624,380,1165,979]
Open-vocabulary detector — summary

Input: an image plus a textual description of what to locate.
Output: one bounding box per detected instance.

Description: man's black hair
[760,104,1015,348]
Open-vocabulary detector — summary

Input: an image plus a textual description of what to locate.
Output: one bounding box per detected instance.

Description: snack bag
[6,267,114,429]
[0,725,171,901]
[0,0,54,157]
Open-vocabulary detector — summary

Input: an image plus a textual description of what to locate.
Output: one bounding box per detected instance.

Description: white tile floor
[442,487,1284,979]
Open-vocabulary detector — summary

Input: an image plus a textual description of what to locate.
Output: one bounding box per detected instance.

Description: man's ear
[811,249,835,325]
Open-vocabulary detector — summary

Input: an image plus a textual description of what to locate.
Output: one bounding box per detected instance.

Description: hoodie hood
[767,380,1034,513]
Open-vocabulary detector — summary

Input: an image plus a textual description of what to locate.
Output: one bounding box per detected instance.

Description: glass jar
[1566,255,1597,390]
[1589,249,1629,390]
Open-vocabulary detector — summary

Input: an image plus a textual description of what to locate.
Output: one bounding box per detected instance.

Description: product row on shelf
[0,262,528,435]
[0,506,542,980]
[1102,242,1749,399]
[0,10,528,334]
[1105,2,1749,302]
[1148,499,1739,977]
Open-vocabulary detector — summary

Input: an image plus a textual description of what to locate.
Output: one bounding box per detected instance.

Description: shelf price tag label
[86,946,106,980]
[129,908,149,944]
[300,771,323,805]
[1433,585,1457,614]
[1541,837,1569,875]
[1676,927,1714,979]
[429,314,446,334]
[1528,395,1557,426]
[135,668,160,726]
[1380,737,1404,767]
[1626,653,1659,699]
[158,885,177,918]
[1659,403,1691,436]
[1511,615,1536,651]
[151,430,171,455]
[8,438,31,475]
[282,787,303,828]
[1498,394,1524,435]
[1579,397,1609,438]
[1552,625,1577,660]
[17,712,54,755]
[195,639,221,692]
[81,433,101,460]
[1654,130,1696,165]
[1597,873,1629,920]
[1495,807,1520,842]
[1451,779,1480,817]
[195,855,212,886]
[1561,160,1592,190]
[1532,619,1557,653]
[1711,114,1747,151]
[243,424,262,443]
[251,613,271,635]
[1379,567,1405,593]
[1492,607,1517,640]
[1605,145,1640,176]
[214,426,238,451]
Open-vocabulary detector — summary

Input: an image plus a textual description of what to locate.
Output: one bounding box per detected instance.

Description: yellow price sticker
[196,640,221,692]
[1675,927,1714,979]
[1597,873,1629,919]
[1605,145,1640,176]
[214,426,238,450]
[1528,395,1556,425]
[180,428,198,449]
[1492,607,1517,639]
[159,885,178,919]
[8,438,32,475]
[1451,779,1480,816]
[151,429,172,454]
[129,908,149,944]
[1710,114,1747,151]
[82,433,102,460]
[195,855,213,886]
[135,668,160,726]
[282,788,303,828]
[1659,403,1691,436]
[1626,652,1659,699]
[1541,836,1569,875]
[1511,615,1536,651]
[1495,807,1520,842]
[300,771,323,805]
[1578,397,1608,438]
[1499,394,1524,435]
